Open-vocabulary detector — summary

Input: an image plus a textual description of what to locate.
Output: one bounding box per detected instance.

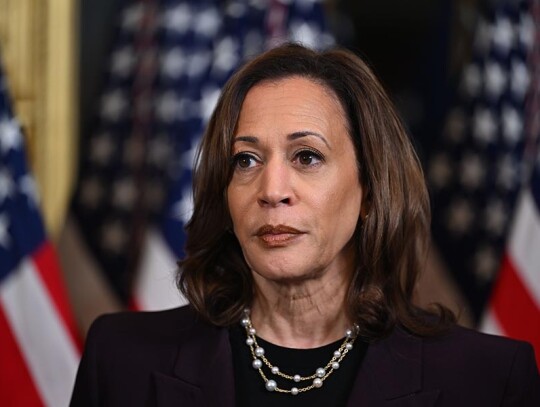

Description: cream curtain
[0,0,78,239]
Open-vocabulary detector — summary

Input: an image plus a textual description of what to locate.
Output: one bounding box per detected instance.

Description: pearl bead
[246,337,254,346]
[248,327,256,335]
[316,368,325,378]
[332,362,340,370]
[293,374,301,382]
[333,350,341,358]
[252,359,262,369]
[240,318,250,327]
[271,366,279,374]
[291,387,299,395]
[254,346,265,357]
[345,343,353,350]
[313,378,323,388]
[265,380,277,392]
[345,329,353,338]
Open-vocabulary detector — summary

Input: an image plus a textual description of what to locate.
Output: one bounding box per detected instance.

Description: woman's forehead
[235,77,345,132]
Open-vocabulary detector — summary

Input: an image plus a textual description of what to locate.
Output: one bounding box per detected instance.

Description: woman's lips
[255,224,304,247]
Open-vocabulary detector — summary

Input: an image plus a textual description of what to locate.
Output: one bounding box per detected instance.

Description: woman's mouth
[255,224,304,247]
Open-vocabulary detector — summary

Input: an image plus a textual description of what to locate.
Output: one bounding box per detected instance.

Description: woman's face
[227,76,363,283]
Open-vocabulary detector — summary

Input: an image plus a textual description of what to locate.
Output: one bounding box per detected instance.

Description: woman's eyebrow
[232,132,330,148]
[232,135,258,144]
[288,131,330,148]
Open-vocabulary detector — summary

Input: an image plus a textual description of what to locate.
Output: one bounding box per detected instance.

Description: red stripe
[32,242,82,351]
[128,296,141,311]
[0,306,44,406]
[491,254,540,367]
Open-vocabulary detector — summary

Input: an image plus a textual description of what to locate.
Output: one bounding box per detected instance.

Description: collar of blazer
[152,308,440,407]
[347,326,440,405]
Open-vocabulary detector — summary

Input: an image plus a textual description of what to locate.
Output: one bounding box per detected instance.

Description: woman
[71,44,539,406]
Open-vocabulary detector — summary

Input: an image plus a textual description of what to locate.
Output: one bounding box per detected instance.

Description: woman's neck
[249,269,353,349]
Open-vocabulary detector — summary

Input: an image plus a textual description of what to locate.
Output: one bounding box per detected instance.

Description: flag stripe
[133,228,187,311]
[0,258,79,407]
[507,189,540,308]
[491,254,540,362]
[32,242,82,350]
[479,308,503,336]
[0,306,43,407]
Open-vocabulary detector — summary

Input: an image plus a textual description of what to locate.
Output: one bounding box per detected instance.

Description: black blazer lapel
[347,327,440,407]
[154,315,235,407]
[153,372,205,406]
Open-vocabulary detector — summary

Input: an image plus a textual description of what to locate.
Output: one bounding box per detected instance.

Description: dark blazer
[70,305,539,407]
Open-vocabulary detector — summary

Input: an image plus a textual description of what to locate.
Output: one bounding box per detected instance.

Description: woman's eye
[296,150,322,166]
[233,153,258,169]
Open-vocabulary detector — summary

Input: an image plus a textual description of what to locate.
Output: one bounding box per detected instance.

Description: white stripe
[134,228,187,311]
[479,308,505,336]
[0,258,79,407]
[507,189,540,308]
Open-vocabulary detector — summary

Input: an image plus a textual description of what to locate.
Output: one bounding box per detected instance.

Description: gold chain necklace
[240,309,359,396]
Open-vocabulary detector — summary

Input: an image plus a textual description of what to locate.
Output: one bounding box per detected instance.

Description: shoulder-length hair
[178,43,454,340]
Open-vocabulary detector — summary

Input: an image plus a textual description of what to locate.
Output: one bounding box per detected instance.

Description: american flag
[481,0,540,367]
[68,0,333,311]
[0,57,80,405]
[482,144,540,366]
[429,0,535,320]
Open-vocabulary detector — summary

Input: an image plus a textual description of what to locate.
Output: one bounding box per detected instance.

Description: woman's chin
[250,264,322,285]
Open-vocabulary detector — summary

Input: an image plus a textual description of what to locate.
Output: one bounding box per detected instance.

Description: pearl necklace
[240,309,359,395]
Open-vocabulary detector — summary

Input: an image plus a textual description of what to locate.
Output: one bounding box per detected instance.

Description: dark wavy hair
[178,43,454,340]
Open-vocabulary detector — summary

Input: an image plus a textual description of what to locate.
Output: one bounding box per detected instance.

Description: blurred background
[0,0,538,405]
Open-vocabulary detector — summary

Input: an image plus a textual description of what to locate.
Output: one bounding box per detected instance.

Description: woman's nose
[257,161,292,207]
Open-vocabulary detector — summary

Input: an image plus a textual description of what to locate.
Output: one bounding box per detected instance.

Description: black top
[70,306,540,407]
[229,324,368,407]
